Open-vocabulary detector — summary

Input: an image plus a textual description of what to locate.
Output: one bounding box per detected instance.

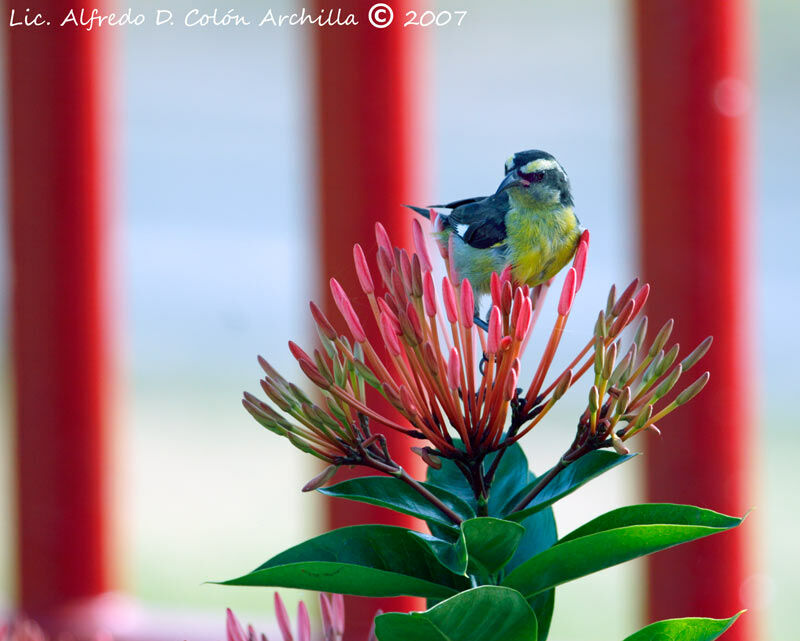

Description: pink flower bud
[630,283,651,319]
[320,595,334,639]
[501,281,513,315]
[332,594,345,633]
[490,272,502,307]
[405,302,424,343]
[377,297,401,333]
[288,340,313,366]
[302,465,338,492]
[353,244,374,294]
[487,306,502,354]
[391,269,407,304]
[500,264,513,286]
[399,385,418,415]
[422,341,439,373]
[510,287,523,326]
[274,593,293,641]
[442,276,458,324]
[330,278,367,343]
[380,313,402,356]
[412,218,433,273]
[573,239,588,291]
[499,335,512,351]
[447,347,461,389]
[399,249,413,293]
[460,278,475,328]
[515,297,532,341]
[422,271,437,317]
[375,222,392,255]
[612,278,639,317]
[558,267,577,316]
[299,359,331,390]
[226,608,247,641]
[309,302,337,340]
[504,369,518,401]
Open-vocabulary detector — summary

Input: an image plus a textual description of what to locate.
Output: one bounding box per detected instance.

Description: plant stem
[508,459,566,514]
[397,469,463,526]
[508,441,594,514]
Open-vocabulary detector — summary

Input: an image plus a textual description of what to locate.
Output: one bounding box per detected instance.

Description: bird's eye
[522,171,546,183]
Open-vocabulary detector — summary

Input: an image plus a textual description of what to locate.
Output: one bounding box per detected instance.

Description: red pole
[6,0,114,627]
[633,2,758,639]
[312,1,428,638]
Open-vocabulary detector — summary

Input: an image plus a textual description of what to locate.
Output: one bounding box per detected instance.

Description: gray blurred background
[0,1,797,639]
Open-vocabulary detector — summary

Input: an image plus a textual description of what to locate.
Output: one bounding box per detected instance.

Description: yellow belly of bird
[505,200,581,287]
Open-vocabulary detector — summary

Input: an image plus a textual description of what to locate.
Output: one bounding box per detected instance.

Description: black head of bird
[499,149,574,208]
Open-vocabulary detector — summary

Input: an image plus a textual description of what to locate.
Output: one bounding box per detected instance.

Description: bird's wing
[446,193,509,250]
[433,196,487,210]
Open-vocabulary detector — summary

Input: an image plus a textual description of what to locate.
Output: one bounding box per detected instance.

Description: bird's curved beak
[497,170,530,192]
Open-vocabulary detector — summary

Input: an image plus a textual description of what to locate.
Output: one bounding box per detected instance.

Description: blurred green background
[0,1,797,639]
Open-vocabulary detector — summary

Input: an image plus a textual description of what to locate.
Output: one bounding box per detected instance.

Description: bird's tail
[402,204,431,219]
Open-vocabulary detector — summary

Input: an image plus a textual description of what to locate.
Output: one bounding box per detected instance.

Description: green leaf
[221,524,470,598]
[505,507,558,641]
[558,503,743,544]
[502,504,743,599]
[375,586,538,641]
[486,444,535,515]
[504,451,636,520]
[622,612,744,641]
[461,518,524,576]
[320,476,476,531]
[425,442,534,517]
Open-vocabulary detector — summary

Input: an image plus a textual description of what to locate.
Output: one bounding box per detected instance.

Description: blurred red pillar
[312,1,428,638]
[633,2,758,639]
[6,0,113,624]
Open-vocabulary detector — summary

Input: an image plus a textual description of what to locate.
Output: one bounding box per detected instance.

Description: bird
[405,149,583,298]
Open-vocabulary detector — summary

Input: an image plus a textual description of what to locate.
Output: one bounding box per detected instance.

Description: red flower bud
[460,278,475,329]
[353,244,374,294]
[375,222,392,255]
[442,276,458,324]
[422,271,437,317]
[412,218,433,273]
[487,306,502,354]
[447,347,461,389]
[329,278,367,343]
[558,267,577,316]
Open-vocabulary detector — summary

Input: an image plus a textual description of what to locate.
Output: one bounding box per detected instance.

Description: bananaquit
[406,149,583,295]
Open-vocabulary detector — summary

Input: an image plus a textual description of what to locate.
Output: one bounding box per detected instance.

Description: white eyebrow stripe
[522,159,559,172]
[456,223,469,237]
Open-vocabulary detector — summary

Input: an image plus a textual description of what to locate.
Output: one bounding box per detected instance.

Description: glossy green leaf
[320,476,476,530]
[558,504,743,544]
[502,504,743,599]
[461,517,524,576]
[504,451,636,520]
[505,507,558,640]
[622,612,743,641]
[221,525,470,598]
[486,443,535,515]
[375,586,538,641]
[425,442,533,516]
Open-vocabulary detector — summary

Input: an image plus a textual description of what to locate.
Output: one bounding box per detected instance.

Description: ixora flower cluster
[227,217,744,641]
